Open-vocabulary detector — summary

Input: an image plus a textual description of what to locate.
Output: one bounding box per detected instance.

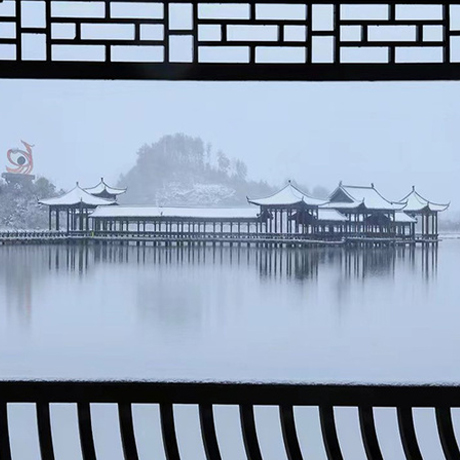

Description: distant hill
[117,133,276,206]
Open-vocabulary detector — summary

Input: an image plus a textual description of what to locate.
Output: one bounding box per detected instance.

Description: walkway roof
[398,187,449,213]
[247,182,326,207]
[90,206,261,220]
[39,184,116,207]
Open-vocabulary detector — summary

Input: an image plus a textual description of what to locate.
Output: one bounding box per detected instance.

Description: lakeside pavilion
[247,182,417,238]
[39,179,125,232]
[321,183,413,237]
[39,179,449,241]
[246,181,327,233]
[397,186,450,240]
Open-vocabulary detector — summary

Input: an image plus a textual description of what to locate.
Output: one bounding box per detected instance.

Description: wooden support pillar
[49,207,52,231]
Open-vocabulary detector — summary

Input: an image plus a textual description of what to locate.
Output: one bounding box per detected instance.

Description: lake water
[1,240,459,459]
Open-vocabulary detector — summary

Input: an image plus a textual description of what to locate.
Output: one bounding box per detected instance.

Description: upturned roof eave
[38,184,117,207]
[398,189,449,212]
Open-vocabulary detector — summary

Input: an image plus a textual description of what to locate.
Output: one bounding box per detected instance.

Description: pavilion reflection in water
[1,243,438,281]
[0,245,439,328]
[43,244,440,281]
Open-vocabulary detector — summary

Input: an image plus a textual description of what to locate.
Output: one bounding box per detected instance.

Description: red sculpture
[6,140,34,175]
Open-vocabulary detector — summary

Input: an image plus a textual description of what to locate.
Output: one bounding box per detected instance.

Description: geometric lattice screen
[1,0,460,80]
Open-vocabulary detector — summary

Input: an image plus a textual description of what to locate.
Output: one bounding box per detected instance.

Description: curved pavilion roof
[398,187,449,213]
[84,178,127,198]
[247,182,326,207]
[326,183,405,211]
[39,184,116,207]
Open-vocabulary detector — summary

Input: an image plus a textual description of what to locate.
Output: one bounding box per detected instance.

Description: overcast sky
[1,79,458,211]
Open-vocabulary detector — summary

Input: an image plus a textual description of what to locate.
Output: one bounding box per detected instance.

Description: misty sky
[1,79,458,212]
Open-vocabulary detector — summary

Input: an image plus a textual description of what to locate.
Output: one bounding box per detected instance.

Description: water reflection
[46,243,438,281]
[0,243,439,325]
[0,241,456,384]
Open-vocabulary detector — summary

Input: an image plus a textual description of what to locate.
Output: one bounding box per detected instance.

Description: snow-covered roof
[398,187,449,213]
[394,212,417,223]
[317,209,347,222]
[320,201,362,210]
[247,182,326,207]
[39,184,116,207]
[90,206,261,220]
[84,178,126,197]
[328,183,405,211]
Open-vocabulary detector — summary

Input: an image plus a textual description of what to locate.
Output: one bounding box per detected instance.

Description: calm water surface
[0,239,456,383]
[1,241,459,460]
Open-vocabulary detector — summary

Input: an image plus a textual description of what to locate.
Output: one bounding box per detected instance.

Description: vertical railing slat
[0,401,11,460]
[358,406,384,460]
[118,403,139,460]
[436,407,460,460]
[36,402,55,460]
[199,404,222,460]
[319,406,344,460]
[239,404,263,460]
[77,402,97,460]
[397,407,423,460]
[160,403,181,460]
[279,405,303,460]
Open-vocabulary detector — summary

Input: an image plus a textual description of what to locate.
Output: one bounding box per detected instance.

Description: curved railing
[0,381,459,459]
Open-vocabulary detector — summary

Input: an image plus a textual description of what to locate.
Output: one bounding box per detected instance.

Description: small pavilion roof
[84,178,126,197]
[327,183,405,211]
[90,206,260,220]
[317,209,348,222]
[394,212,417,223]
[39,184,116,207]
[247,182,326,207]
[398,187,449,213]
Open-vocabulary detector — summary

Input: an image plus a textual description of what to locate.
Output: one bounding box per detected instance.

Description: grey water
[0,240,458,459]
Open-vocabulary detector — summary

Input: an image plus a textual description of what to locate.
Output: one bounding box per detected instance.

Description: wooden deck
[0,231,439,247]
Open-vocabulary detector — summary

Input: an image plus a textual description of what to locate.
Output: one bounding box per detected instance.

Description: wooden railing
[89,230,415,241]
[0,231,67,239]
[0,381,459,459]
[0,230,422,244]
